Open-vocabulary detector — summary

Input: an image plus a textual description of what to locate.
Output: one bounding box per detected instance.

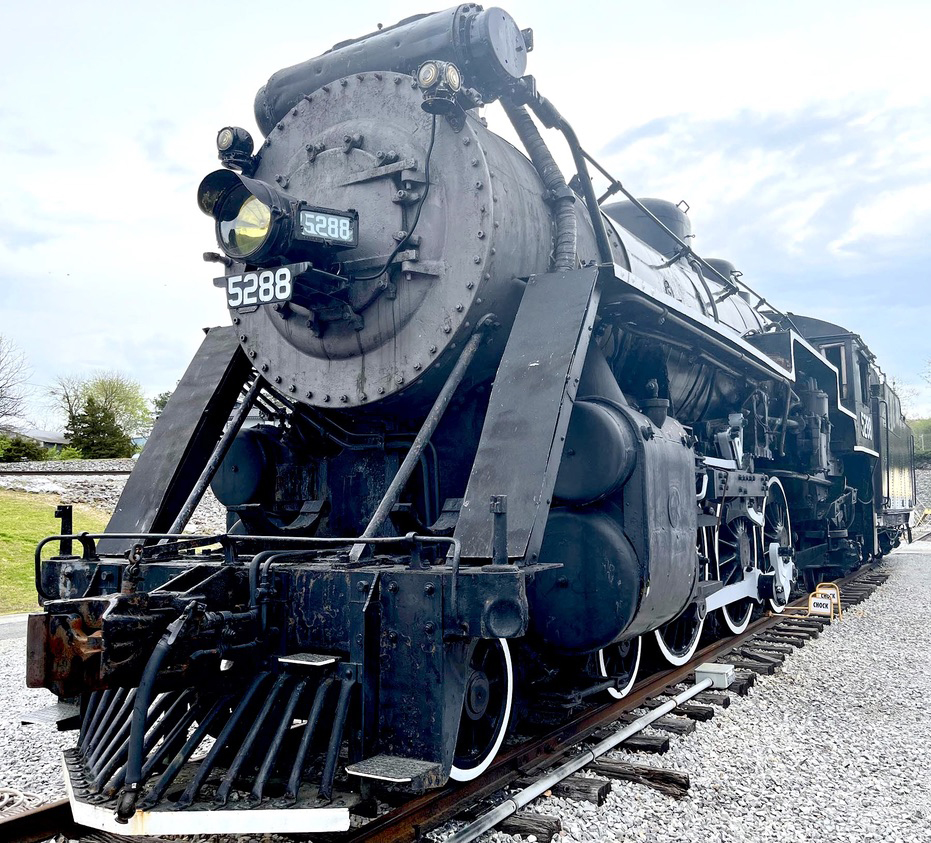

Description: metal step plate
[278,653,339,667]
[20,702,80,729]
[346,754,443,788]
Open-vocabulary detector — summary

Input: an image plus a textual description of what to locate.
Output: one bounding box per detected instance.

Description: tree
[0,335,29,428]
[0,435,49,463]
[51,371,151,436]
[66,396,134,458]
[152,390,172,417]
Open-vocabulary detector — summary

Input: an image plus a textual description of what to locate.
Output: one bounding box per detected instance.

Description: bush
[0,436,50,463]
[57,446,84,461]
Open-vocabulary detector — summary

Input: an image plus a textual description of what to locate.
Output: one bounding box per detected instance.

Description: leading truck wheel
[597,636,642,699]
[654,603,705,666]
[449,638,513,782]
[654,526,708,666]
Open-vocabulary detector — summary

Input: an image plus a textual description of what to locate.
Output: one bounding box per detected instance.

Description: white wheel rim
[715,503,756,634]
[449,638,513,782]
[654,614,705,666]
[762,477,792,613]
[597,636,642,699]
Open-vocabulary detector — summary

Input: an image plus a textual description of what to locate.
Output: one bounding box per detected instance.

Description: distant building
[19,429,71,450]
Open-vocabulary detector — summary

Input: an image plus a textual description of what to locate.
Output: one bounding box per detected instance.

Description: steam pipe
[254,6,529,135]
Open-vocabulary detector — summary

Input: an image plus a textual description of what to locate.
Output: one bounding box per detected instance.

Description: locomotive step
[278,652,340,668]
[345,755,443,789]
[20,701,80,730]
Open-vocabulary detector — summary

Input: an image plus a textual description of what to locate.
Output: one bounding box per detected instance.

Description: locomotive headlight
[417,61,439,89]
[197,168,360,264]
[417,60,464,117]
[197,169,284,261]
[444,62,462,92]
[216,188,272,259]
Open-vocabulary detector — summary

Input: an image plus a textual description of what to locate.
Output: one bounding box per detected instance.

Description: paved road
[0,614,29,641]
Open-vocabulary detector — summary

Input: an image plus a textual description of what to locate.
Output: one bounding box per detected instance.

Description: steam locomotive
[26,5,915,835]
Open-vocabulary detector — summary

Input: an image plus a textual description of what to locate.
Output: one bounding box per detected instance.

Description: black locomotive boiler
[26,5,915,835]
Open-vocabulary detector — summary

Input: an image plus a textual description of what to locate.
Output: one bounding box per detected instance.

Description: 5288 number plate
[226,267,293,309]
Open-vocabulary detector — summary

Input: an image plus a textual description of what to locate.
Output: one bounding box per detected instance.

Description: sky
[2,0,930,428]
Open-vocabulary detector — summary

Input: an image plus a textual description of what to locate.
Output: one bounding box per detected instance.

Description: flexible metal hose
[501,101,577,271]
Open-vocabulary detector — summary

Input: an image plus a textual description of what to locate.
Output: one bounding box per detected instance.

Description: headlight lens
[217,127,235,152]
[417,61,439,89]
[217,189,272,259]
[445,63,462,92]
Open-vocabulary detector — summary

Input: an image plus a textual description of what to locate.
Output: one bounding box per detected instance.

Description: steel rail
[0,563,885,843]
[0,798,75,843]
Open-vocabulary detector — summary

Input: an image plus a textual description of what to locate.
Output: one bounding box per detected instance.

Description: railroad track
[0,563,890,843]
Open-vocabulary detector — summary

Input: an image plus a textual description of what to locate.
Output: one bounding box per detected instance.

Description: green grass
[0,490,110,614]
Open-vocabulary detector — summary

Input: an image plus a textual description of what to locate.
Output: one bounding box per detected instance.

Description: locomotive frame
[25,4,915,835]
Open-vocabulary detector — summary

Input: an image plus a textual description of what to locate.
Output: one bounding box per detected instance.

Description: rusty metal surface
[237,74,553,412]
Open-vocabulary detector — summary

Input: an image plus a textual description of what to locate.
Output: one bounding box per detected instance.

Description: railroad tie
[641,698,716,722]
[457,809,563,843]
[516,775,611,806]
[586,759,690,800]
[616,711,696,735]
